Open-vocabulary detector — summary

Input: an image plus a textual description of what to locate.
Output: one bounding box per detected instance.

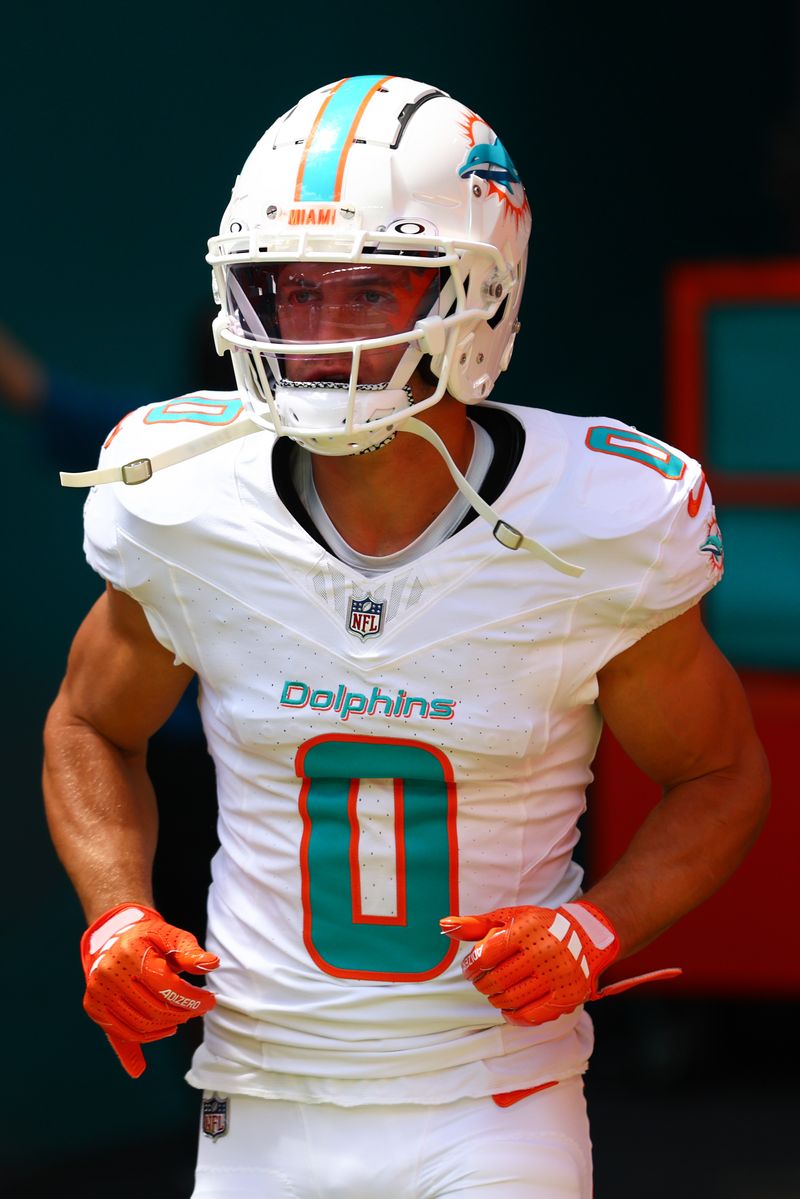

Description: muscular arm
[43,582,195,923]
[585,603,770,959]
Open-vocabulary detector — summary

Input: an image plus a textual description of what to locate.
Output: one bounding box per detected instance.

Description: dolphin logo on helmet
[458,138,522,196]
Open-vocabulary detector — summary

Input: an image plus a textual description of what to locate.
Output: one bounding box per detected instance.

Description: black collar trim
[271,405,526,555]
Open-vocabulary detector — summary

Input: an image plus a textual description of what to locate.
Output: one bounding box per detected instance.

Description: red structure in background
[589,260,800,995]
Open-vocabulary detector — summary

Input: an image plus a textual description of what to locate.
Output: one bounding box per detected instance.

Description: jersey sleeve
[83,478,181,658]
[598,454,723,670]
[80,391,248,666]
[81,404,183,659]
[625,458,723,630]
[81,405,148,592]
[558,417,725,682]
[82,478,125,589]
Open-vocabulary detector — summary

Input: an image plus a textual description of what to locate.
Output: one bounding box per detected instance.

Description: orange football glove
[440,901,680,1026]
[81,903,219,1078]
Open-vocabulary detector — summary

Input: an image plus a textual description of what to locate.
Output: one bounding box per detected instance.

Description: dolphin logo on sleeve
[698,512,724,575]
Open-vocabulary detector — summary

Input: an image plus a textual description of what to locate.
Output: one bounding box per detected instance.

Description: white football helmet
[207,74,532,455]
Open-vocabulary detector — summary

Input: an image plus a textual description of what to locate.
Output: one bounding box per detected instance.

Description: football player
[44,75,769,1198]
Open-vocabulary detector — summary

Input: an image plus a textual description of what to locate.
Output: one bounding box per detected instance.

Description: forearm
[582,752,770,959]
[43,692,159,924]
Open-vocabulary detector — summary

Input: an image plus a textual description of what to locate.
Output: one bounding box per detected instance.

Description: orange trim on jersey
[332,75,393,201]
[103,410,134,449]
[394,777,408,924]
[348,777,408,926]
[492,1080,559,1108]
[687,471,707,517]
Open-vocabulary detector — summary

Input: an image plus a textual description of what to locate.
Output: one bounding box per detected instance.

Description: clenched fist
[81,903,219,1077]
[441,901,680,1026]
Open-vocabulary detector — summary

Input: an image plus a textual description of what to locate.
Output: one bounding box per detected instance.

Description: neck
[310,397,475,556]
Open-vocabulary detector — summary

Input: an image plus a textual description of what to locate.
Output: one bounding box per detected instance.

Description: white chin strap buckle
[120,459,154,485]
[493,521,524,551]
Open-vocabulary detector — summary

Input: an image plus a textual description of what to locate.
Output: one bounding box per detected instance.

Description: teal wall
[704,304,800,668]
[708,306,800,472]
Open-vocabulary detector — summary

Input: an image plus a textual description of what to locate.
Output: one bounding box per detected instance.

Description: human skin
[255,261,440,385]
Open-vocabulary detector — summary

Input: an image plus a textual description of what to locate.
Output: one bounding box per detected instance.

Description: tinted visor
[227,262,442,345]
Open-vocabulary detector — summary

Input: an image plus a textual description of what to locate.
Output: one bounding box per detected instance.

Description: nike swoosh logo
[687,472,707,518]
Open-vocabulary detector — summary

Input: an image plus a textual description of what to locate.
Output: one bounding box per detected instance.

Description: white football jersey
[82,393,723,1105]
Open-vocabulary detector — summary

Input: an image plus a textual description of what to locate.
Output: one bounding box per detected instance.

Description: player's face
[229,262,440,385]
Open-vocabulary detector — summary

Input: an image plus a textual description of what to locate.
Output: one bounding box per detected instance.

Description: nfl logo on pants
[202,1094,229,1140]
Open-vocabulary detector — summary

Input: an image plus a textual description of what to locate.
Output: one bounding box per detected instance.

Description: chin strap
[60,411,583,577]
[402,417,584,577]
[59,415,266,488]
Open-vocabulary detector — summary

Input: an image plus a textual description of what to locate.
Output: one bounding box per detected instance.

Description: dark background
[2,3,798,1195]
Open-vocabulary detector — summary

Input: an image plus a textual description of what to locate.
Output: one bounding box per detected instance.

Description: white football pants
[191,1077,592,1198]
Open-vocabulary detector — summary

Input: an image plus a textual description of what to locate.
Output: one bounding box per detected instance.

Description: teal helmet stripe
[298,75,389,202]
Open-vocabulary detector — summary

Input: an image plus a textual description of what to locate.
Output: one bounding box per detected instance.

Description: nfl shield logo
[347,595,385,640]
[202,1094,229,1140]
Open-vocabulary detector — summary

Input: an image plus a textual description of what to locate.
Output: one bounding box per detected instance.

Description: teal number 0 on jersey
[296,734,459,981]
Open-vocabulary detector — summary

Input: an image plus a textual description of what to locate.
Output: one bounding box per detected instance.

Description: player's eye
[287,288,318,305]
[359,288,393,305]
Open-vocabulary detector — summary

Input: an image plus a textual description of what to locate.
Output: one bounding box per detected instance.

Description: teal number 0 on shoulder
[145,397,244,425]
[586,426,686,479]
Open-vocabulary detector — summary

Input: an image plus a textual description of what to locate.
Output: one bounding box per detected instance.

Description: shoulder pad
[101,391,247,461]
[95,391,255,525]
[563,416,702,540]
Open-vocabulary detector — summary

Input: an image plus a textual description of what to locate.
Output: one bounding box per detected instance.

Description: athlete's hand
[81,903,219,1078]
[440,901,680,1026]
